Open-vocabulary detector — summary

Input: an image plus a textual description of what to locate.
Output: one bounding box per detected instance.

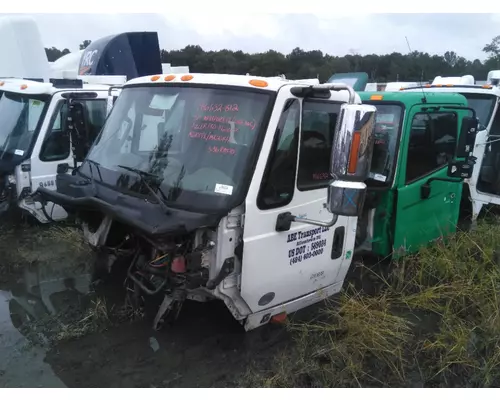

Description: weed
[245,219,500,387]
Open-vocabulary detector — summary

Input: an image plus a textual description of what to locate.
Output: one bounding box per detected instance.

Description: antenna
[405,36,427,103]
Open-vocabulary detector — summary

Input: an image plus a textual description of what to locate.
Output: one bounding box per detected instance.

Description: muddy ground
[0,223,293,388]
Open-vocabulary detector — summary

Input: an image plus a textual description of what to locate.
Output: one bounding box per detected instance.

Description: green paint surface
[358,91,470,258]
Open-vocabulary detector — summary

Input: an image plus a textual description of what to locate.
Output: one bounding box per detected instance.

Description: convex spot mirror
[327,103,377,217]
[447,158,476,179]
[327,180,367,217]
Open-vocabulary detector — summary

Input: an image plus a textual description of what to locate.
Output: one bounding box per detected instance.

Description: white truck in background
[0,75,125,223]
[402,71,500,223]
[0,17,184,224]
[52,51,189,77]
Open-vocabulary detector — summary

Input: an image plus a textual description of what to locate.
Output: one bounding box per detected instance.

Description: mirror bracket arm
[275,212,339,232]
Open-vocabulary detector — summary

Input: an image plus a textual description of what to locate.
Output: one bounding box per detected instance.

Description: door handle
[420,177,462,200]
[57,163,70,174]
[331,226,345,260]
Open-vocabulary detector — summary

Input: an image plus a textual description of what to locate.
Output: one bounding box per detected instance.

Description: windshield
[0,91,47,160]
[460,93,496,128]
[367,103,404,184]
[86,85,272,212]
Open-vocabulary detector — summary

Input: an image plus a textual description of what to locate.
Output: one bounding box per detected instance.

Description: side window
[297,100,340,190]
[40,101,70,162]
[257,99,300,210]
[405,112,458,183]
[40,99,107,162]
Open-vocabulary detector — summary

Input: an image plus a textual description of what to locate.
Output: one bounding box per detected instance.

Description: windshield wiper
[84,159,104,196]
[87,159,104,181]
[115,164,171,214]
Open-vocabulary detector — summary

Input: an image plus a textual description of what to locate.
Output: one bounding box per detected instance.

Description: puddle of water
[0,227,291,388]
[0,290,65,387]
[0,260,93,388]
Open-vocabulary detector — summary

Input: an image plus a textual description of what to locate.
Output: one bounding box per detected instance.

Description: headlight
[7,174,16,185]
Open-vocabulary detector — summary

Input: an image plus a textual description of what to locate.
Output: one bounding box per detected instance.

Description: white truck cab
[38,72,377,331]
[0,75,125,223]
[0,16,189,224]
[402,72,500,222]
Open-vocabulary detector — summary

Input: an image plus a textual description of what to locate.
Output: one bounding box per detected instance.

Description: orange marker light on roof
[0,81,4,86]
[348,131,361,174]
[425,84,431,88]
[150,75,160,82]
[20,84,28,90]
[181,74,193,81]
[483,84,493,89]
[370,94,383,100]
[249,79,268,88]
[164,75,175,82]
[445,84,454,87]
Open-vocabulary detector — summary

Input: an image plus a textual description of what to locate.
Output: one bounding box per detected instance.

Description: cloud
[6,13,499,61]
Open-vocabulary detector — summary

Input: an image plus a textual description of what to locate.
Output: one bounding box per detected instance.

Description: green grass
[244,219,500,387]
[0,223,92,276]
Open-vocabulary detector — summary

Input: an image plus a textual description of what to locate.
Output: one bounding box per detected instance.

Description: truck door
[240,88,354,313]
[392,106,464,254]
[28,91,108,221]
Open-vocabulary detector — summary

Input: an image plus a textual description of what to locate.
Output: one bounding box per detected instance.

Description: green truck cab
[356,91,478,258]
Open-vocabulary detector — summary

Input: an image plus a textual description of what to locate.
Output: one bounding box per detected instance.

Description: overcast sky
[8,13,500,61]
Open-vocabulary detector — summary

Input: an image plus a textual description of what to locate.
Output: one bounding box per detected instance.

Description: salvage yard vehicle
[401,72,500,224]
[37,73,381,331]
[355,91,478,257]
[0,17,193,224]
[0,76,126,223]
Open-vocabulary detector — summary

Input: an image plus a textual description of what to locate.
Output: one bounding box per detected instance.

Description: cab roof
[126,73,321,92]
[0,77,123,96]
[401,84,500,97]
[358,90,468,105]
[125,73,362,104]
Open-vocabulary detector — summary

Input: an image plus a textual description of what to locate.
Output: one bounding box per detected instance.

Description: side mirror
[67,101,88,162]
[327,103,377,216]
[447,115,479,179]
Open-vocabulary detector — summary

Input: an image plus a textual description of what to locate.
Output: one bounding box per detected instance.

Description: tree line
[45,36,500,83]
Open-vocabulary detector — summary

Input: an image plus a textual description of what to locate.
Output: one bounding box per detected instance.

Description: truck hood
[36,173,224,237]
